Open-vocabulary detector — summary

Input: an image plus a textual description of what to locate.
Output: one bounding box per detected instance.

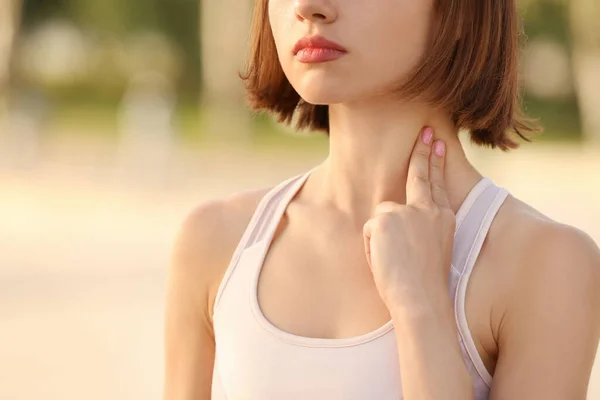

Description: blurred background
[0,0,599,398]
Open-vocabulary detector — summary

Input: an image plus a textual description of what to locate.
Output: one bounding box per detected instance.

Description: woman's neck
[309,97,481,224]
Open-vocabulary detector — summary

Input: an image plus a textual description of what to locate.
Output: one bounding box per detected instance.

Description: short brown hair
[241,0,541,150]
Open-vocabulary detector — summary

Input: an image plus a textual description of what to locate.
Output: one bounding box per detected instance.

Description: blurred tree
[0,0,22,105]
[19,0,200,101]
[21,0,70,27]
[569,0,600,144]
[156,0,201,99]
[519,0,582,141]
[199,0,253,141]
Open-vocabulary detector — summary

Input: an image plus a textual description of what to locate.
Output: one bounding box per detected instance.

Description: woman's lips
[292,35,347,63]
[295,47,346,63]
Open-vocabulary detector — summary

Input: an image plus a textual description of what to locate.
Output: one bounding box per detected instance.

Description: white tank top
[211,168,509,400]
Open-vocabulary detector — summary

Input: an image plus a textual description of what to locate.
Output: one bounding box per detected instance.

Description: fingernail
[434,140,446,157]
[422,127,433,145]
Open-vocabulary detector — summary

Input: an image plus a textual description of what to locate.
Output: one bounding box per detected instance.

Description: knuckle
[429,206,442,219]
[381,201,399,209]
[431,163,443,174]
[413,148,431,159]
[405,204,419,215]
[375,201,399,214]
[411,174,429,186]
[431,182,446,195]
[375,214,396,232]
[417,200,435,210]
[429,153,443,165]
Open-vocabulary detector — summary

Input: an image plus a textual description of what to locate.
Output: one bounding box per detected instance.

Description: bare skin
[164,135,600,399]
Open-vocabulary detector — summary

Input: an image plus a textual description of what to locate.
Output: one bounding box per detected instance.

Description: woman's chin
[297,91,348,106]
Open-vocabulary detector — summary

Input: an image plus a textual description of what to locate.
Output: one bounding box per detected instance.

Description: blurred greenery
[520,0,581,141]
[523,94,582,141]
[21,0,201,98]
[45,97,328,153]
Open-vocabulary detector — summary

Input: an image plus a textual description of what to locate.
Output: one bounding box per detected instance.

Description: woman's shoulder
[483,193,600,282]
[178,186,273,253]
[481,193,600,323]
[474,193,600,384]
[489,194,599,269]
[168,186,273,318]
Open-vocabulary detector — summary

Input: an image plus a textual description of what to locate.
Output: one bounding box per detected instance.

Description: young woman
[164,1,600,399]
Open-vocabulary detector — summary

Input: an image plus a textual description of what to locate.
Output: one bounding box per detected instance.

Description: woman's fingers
[406,127,434,206]
[429,140,451,210]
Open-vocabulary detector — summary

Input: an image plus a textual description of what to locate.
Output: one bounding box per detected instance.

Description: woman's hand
[363,127,456,317]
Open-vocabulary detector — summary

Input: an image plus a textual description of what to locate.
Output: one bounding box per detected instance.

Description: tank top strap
[452,179,509,275]
[450,178,509,388]
[250,167,314,247]
[213,168,313,311]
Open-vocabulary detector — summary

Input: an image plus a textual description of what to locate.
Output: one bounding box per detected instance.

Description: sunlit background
[0,0,599,398]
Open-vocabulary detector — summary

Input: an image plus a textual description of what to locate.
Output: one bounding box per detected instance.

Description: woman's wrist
[388,291,456,331]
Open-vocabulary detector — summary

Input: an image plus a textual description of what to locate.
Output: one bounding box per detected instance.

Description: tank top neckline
[247,166,495,348]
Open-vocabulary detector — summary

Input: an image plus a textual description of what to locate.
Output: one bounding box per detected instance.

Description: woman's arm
[163,202,231,400]
[163,190,268,400]
[390,299,474,400]
[489,225,600,399]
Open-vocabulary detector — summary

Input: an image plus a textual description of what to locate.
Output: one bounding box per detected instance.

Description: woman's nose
[294,1,337,24]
